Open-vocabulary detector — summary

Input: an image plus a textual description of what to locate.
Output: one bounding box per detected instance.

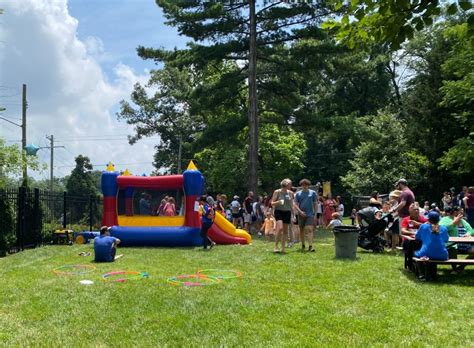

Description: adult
[369,191,382,209]
[390,179,415,246]
[386,190,401,250]
[336,196,344,221]
[401,203,427,238]
[441,191,452,211]
[322,194,336,226]
[230,195,241,227]
[440,207,474,272]
[139,193,152,215]
[294,179,318,252]
[271,178,294,254]
[243,191,254,233]
[94,226,121,262]
[253,195,264,235]
[458,186,468,209]
[462,186,474,228]
[415,212,449,260]
[199,196,216,250]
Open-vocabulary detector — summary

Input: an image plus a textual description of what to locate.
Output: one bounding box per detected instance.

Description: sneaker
[308,246,315,252]
[301,244,306,251]
[209,241,216,249]
[288,242,293,248]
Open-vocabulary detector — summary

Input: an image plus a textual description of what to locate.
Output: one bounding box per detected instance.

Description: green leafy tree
[324,0,473,49]
[0,138,41,188]
[124,0,334,192]
[438,22,474,174]
[65,155,98,223]
[401,18,472,197]
[341,112,429,195]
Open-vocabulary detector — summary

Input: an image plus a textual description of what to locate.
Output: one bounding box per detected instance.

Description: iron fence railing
[0,187,102,256]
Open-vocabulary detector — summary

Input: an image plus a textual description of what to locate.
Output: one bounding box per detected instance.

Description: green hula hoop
[197,269,243,280]
[102,271,149,283]
[167,274,219,287]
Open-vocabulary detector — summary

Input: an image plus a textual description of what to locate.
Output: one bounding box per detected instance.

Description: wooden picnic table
[448,236,474,244]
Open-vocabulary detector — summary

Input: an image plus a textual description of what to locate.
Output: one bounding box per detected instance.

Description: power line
[54,137,160,143]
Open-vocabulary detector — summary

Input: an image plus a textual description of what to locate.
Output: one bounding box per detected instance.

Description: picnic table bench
[412,257,474,280]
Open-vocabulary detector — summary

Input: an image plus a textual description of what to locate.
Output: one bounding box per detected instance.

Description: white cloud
[0,0,157,180]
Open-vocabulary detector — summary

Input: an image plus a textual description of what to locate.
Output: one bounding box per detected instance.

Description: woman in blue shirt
[415,211,449,260]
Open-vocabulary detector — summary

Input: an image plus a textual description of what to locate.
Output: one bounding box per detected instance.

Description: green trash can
[333,225,359,260]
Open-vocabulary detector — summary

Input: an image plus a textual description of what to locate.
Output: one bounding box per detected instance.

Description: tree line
[118,1,472,202]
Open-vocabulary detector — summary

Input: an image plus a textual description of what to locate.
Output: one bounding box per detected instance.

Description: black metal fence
[0,187,102,257]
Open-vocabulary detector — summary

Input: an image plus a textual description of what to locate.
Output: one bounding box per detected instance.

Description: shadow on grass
[400,267,474,287]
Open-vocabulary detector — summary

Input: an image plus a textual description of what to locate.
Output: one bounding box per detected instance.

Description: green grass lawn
[0,229,472,347]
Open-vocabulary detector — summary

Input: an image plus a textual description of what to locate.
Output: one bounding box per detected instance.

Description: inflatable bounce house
[101,161,251,247]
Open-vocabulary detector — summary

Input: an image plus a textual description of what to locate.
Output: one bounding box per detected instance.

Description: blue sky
[68,0,188,80]
[0,0,189,180]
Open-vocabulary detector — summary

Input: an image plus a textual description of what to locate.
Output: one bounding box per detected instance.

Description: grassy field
[0,229,472,347]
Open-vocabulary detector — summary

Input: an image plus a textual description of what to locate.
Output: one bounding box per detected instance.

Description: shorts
[232,213,240,219]
[298,215,315,228]
[316,213,322,218]
[274,210,291,224]
[243,213,252,223]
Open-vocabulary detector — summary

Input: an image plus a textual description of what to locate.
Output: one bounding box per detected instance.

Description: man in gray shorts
[294,179,318,252]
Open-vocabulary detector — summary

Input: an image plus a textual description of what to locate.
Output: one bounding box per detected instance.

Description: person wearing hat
[230,195,241,227]
[94,226,122,262]
[385,190,402,250]
[415,212,449,260]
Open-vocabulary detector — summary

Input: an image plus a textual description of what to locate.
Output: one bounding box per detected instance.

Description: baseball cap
[375,209,383,214]
[100,226,111,233]
[427,211,440,223]
[233,195,239,199]
[395,178,408,187]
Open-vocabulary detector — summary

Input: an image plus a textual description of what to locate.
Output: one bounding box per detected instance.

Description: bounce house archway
[101,161,251,246]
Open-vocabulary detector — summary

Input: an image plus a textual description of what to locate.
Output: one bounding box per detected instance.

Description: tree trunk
[248,0,258,195]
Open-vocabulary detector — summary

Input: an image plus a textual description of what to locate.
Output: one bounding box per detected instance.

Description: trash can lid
[333,225,360,233]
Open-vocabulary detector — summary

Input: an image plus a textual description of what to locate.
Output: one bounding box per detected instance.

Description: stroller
[357,207,393,253]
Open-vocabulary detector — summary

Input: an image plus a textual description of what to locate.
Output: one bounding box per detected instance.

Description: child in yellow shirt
[260,211,276,241]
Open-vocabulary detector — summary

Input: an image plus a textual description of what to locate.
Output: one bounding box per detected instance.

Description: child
[260,211,276,241]
[327,212,342,229]
[350,208,357,225]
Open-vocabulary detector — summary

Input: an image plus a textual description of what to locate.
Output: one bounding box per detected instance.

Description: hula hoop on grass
[102,271,149,283]
[53,264,96,276]
[167,274,219,287]
[197,269,243,280]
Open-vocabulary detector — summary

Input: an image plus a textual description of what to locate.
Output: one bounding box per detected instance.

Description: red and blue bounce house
[101,161,251,247]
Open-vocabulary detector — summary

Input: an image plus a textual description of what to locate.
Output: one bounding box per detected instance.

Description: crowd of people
[95,178,474,266]
[349,181,474,276]
[201,179,346,253]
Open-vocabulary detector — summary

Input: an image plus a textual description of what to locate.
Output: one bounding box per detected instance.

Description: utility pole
[45,135,65,192]
[22,84,27,187]
[248,0,258,196]
[177,135,182,174]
